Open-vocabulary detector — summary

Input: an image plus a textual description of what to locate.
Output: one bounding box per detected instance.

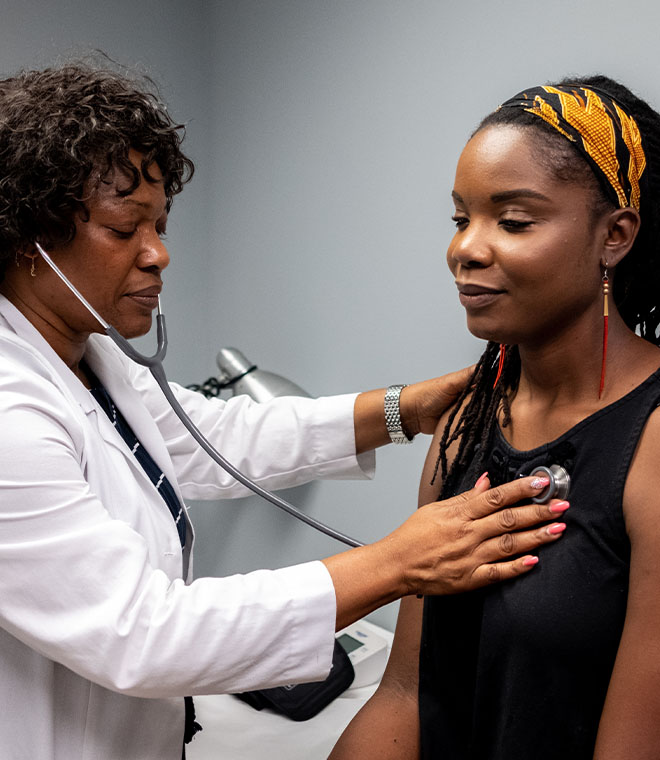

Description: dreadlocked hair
[431,343,520,499]
[431,74,660,498]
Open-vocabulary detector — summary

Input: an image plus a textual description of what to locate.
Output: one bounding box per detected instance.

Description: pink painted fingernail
[531,476,550,489]
[550,501,570,513]
[547,522,567,535]
[522,556,539,567]
[475,471,489,487]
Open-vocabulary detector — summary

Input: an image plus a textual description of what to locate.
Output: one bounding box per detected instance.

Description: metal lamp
[215,348,310,401]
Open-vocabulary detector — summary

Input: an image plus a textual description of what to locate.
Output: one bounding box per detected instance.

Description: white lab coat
[0,295,374,760]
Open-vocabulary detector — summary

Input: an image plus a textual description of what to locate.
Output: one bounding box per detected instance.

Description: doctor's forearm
[322,543,406,630]
[353,389,391,454]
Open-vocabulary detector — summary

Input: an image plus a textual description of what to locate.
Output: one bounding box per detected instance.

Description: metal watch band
[384,384,413,444]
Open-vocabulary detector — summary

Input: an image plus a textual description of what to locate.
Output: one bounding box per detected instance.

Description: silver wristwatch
[384,384,413,444]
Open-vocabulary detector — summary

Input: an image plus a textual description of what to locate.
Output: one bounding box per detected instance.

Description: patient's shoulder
[624,404,660,534]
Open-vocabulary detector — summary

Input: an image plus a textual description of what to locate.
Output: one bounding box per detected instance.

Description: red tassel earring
[493,344,506,389]
[599,265,609,399]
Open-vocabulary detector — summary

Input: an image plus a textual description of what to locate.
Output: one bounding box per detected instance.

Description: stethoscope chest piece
[531,464,571,504]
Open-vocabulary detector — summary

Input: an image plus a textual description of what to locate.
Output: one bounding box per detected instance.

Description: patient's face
[447,125,605,347]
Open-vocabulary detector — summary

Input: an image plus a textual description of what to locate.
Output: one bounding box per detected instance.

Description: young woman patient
[330,75,660,759]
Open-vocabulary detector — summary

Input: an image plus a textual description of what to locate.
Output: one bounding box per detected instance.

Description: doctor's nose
[138,233,170,273]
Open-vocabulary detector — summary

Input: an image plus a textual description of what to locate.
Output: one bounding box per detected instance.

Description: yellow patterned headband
[499,85,646,210]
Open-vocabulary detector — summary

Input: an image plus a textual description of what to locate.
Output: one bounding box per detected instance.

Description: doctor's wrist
[353,386,416,454]
[354,389,390,454]
[394,385,418,441]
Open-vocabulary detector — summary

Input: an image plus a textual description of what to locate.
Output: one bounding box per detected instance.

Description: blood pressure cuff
[232,639,355,721]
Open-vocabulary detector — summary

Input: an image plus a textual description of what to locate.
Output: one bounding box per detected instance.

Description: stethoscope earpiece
[531,464,571,504]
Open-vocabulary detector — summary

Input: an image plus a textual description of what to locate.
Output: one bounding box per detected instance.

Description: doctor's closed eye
[105,222,167,239]
[108,227,137,239]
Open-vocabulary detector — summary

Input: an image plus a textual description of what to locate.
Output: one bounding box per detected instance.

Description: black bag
[233,639,355,721]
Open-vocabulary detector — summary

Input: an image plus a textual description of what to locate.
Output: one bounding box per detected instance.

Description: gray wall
[193,0,660,631]
[4,0,660,631]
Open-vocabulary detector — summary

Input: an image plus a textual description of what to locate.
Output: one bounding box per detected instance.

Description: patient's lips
[456,281,505,309]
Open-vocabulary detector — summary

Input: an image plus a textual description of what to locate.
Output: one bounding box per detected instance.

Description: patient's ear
[601,207,641,267]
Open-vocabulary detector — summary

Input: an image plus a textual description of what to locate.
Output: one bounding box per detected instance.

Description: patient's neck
[503,313,660,450]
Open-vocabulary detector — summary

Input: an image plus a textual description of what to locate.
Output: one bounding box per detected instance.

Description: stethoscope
[528,464,571,504]
[35,242,364,548]
[34,243,572,545]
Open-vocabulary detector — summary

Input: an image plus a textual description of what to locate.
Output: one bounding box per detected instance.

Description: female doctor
[0,63,565,760]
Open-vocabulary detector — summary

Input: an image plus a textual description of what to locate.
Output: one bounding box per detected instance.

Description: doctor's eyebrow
[111,198,168,216]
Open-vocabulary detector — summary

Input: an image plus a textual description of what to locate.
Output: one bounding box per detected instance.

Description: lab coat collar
[0,297,169,473]
[0,295,96,413]
[0,295,162,479]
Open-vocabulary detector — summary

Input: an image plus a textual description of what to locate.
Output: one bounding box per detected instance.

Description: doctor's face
[35,149,170,341]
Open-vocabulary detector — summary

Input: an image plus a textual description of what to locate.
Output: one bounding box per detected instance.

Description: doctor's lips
[126,285,162,309]
[456,282,505,308]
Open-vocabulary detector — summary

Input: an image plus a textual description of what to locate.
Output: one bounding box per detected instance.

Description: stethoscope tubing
[35,243,364,548]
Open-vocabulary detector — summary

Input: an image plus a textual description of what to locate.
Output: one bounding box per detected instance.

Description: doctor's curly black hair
[0,61,194,279]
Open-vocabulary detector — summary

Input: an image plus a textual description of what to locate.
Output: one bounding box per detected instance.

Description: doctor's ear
[600,207,641,267]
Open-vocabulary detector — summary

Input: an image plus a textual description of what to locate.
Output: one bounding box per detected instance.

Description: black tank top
[419,367,660,759]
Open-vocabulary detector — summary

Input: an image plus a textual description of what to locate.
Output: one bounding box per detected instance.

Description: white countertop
[187,621,393,760]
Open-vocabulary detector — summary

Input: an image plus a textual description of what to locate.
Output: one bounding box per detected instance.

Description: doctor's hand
[400,366,475,436]
[323,473,568,631]
[354,366,473,453]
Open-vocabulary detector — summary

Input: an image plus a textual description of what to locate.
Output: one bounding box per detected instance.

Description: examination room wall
[194,0,660,631]
[4,1,660,634]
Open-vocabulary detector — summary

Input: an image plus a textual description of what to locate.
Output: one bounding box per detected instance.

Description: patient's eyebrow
[490,189,552,203]
[451,188,552,205]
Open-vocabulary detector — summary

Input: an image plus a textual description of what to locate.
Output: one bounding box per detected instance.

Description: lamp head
[216,348,310,401]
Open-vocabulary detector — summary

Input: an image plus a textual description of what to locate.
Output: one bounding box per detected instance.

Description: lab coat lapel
[83,337,194,577]
[0,297,159,484]
[83,341,180,492]
[0,298,169,539]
